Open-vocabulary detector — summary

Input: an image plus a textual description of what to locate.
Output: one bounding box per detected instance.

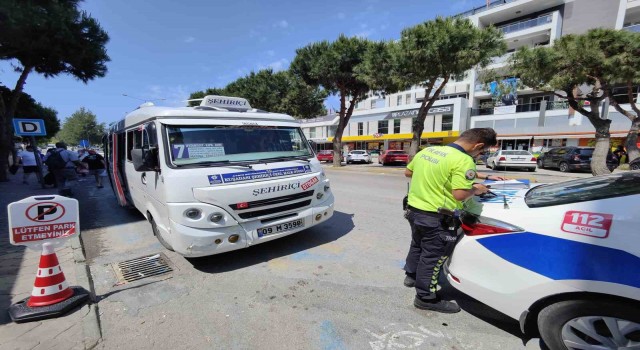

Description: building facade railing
[455,0,521,18]
[497,14,553,35]
[471,100,570,116]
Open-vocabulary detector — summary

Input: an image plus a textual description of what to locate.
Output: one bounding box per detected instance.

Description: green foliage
[189,70,326,118]
[394,17,506,88]
[0,85,60,140]
[392,16,506,155]
[0,0,110,82]
[511,29,639,94]
[510,28,640,175]
[56,107,105,146]
[0,0,110,180]
[291,35,373,101]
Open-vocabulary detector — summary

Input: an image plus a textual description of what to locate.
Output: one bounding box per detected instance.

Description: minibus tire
[150,217,174,251]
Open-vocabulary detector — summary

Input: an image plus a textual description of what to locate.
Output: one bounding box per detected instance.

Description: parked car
[346,150,372,164]
[316,150,334,162]
[485,150,537,172]
[537,146,617,172]
[630,157,640,170]
[447,172,640,349]
[379,150,409,166]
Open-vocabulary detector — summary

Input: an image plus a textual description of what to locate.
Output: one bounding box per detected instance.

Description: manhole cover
[113,253,173,284]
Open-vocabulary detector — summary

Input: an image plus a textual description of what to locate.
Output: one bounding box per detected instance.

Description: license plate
[257,219,305,237]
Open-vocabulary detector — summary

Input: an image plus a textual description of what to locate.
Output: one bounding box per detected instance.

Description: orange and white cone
[27,243,74,307]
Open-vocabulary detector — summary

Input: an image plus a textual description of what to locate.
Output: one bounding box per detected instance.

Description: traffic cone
[8,242,89,323]
[27,243,74,307]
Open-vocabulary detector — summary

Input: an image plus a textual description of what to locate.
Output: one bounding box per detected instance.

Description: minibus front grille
[229,190,314,210]
[236,200,312,219]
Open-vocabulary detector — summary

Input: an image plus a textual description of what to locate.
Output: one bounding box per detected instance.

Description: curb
[71,235,102,349]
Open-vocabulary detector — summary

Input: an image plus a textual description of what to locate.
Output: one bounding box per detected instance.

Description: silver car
[486,150,537,172]
[346,150,372,164]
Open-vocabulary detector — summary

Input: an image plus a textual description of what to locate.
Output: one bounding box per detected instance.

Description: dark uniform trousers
[404,208,458,300]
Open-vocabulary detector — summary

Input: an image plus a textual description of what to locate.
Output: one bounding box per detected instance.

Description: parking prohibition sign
[8,196,79,245]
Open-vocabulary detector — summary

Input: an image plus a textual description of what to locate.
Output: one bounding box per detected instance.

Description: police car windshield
[166,125,313,166]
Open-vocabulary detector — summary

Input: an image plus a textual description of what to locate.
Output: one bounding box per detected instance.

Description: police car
[446,172,640,349]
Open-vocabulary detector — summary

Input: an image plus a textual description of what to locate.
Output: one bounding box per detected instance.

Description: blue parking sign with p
[13,119,47,136]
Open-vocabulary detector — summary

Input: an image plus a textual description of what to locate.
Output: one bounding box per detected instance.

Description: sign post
[7,195,89,322]
[13,119,47,189]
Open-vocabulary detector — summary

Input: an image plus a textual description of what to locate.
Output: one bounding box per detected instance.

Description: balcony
[624,24,640,32]
[455,0,521,18]
[489,52,514,66]
[497,14,552,35]
[471,100,569,116]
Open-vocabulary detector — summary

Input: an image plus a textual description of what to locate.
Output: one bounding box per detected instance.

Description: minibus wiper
[259,156,311,163]
[193,160,254,169]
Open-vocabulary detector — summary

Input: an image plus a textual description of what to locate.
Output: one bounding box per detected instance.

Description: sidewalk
[0,173,100,350]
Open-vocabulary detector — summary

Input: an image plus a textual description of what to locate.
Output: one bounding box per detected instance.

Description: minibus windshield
[166,125,313,166]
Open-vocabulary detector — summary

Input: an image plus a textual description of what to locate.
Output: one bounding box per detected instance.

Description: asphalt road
[80,166,588,349]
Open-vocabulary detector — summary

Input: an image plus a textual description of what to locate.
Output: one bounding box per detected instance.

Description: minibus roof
[112,96,298,131]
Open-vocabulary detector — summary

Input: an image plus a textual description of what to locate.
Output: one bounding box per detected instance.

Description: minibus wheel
[150,216,174,251]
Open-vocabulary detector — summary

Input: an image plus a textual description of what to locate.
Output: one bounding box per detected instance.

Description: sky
[0,0,489,128]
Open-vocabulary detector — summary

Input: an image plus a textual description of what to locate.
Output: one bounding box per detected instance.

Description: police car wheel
[150,216,174,251]
[537,300,640,350]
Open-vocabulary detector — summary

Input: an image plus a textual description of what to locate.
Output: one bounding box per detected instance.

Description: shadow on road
[439,279,528,343]
[188,211,355,273]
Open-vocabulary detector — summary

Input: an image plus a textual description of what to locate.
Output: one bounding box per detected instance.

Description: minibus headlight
[209,213,224,223]
[324,184,330,192]
[184,208,202,219]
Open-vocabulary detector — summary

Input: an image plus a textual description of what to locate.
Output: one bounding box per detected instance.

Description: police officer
[403,128,497,313]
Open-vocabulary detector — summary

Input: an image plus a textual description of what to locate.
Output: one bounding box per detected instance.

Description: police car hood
[476,183,545,213]
[191,164,324,210]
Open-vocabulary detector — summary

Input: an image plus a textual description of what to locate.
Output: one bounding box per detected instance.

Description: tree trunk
[331,92,357,167]
[625,117,640,163]
[0,66,32,182]
[408,77,448,158]
[587,111,612,176]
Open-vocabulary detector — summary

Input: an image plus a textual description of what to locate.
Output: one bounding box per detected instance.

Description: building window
[328,126,336,137]
[405,94,411,104]
[397,95,402,106]
[309,127,316,138]
[378,120,389,134]
[394,119,401,133]
[370,100,376,109]
[358,122,364,136]
[442,115,453,131]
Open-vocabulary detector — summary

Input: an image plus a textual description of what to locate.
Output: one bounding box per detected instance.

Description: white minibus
[105,96,334,257]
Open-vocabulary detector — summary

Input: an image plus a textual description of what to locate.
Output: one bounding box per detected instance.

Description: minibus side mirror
[132,148,158,172]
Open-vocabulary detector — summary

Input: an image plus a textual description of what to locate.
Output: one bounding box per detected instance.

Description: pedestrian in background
[613,145,627,165]
[81,149,107,188]
[17,145,38,184]
[403,128,497,313]
[45,142,81,196]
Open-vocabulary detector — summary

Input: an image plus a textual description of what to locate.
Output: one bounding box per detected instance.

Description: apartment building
[301,0,640,152]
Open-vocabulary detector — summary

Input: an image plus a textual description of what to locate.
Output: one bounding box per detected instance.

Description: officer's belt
[407,205,445,218]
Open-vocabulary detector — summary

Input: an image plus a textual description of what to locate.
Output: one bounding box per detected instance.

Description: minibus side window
[126,130,135,161]
[127,129,144,161]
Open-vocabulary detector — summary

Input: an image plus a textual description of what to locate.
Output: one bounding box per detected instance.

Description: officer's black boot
[404,274,416,288]
[414,296,461,313]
